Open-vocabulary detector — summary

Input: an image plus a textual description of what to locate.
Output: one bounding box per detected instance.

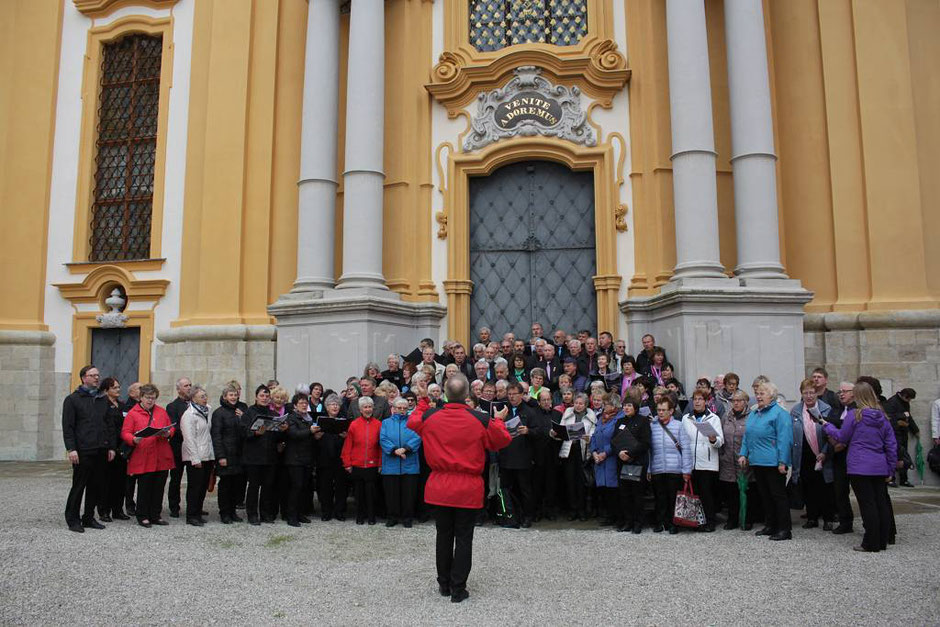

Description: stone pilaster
[0,331,59,460]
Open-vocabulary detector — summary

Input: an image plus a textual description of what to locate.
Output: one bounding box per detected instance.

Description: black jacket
[165,396,189,456]
[819,388,843,420]
[884,394,919,441]
[613,413,651,468]
[210,400,245,475]
[240,405,284,466]
[380,369,404,390]
[527,405,561,461]
[314,416,348,468]
[497,400,538,470]
[284,411,316,466]
[62,386,113,452]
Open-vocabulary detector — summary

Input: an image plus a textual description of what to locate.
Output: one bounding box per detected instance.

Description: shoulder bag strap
[661,422,681,450]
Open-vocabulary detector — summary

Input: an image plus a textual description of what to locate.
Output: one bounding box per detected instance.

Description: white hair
[358,396,375,408]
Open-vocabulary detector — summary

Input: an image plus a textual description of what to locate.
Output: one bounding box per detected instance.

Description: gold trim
[55,264,169,305]
[66,258,166,274]
[445,136,621,346]
[428,0,629,113]
[70,311,154,390]
[73,0,179,18]
[72,15,174,263]
[434,142,454,239]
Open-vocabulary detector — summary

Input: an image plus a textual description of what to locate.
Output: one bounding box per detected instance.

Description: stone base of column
[268,289,447,392]
[153,325,276,398]
[0,331,61,461]
[621,279,813,403]
[804,309,940,486]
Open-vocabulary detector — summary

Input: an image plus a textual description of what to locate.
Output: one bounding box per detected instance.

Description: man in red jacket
[408,374,511,603]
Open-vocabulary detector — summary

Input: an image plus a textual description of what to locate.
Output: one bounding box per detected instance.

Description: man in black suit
[635,334,657,375]
[536,343,561,390]
[63,365,115,532]
[452,343,475,379]
[348,377,391,419]
[165,377,193,518]
[552,328,569,360]
[497,383,538,527]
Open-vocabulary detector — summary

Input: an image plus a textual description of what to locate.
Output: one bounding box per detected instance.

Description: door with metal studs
[91,327,141,393]
[469,160,597,339]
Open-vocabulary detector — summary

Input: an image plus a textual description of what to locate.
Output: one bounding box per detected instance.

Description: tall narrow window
[90,33,162,262]
[469,0,588,52]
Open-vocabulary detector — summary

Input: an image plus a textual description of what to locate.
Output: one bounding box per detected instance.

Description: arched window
[90,33,163,262]
[469,0,588,52]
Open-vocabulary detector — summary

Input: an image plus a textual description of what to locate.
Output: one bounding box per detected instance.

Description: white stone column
[665,0,726,279]
[724,0,787,279]
[337,0,387,291]
[293,0,341,292]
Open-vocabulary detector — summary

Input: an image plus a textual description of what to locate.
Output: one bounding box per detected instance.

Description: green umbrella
[915,439,925,482]
[737,472,748,527]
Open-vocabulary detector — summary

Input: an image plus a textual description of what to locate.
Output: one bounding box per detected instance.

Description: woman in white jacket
[681,389,724,531]
[553,393,597,521]
[181,386,215,526]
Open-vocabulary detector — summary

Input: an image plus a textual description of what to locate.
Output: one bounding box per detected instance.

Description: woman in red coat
[341,397,382,525]
[121,383,176,527]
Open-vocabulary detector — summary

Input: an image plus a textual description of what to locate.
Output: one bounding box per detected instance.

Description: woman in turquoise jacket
[739,380,793,541]
[380,397,422,527]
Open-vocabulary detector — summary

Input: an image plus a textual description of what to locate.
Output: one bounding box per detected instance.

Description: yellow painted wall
[0,0,63,331]
[626,0,939,312]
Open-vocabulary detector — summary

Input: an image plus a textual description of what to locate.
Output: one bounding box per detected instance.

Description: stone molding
[804,310,940,331]
[156,325,277,344]
[269,295,447,321]
[73,0,179,18]
[0,330,57,346]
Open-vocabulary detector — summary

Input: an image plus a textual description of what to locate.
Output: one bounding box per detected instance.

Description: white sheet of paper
[692,420,719,439]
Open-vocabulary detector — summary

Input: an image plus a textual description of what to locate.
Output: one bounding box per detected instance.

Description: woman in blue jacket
[590,393,621,527]
[380,397,422,528]
[739,380,793,541]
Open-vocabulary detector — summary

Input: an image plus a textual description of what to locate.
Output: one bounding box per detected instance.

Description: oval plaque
[494,91,563,130]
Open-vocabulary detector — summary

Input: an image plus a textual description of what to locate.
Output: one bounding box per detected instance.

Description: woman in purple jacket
[820,381,899,552]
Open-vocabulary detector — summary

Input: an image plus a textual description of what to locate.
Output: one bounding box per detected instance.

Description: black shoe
[201,510,209,516]
[68,522,85,533]
[755,526,774,536]
[578,513,589,522]
[356,518,365,525]
[545,513,556,521]
[152,519,169,526]
[386,520,398,528]
[186,518,204,527]
[770,531,792,541]
[616,525,629,532]
[567,513,579,521]
[125,504,136,517]
[802,520,819,529]
[248,516,261,526]
[723,522,738,530]
[832,525,853,535]
[521,519,532,529]
[853,545,875,552]
[743,523,753,531]
[438,583,451,597]
[334,514,345,522]
[82,519,106,530]
[169,509,180,518]
[137,519,152,528]
[887,481,898,488]
[231,514,244,523]
[823,521,833,531]
[261,517,275,524]
[221,516,233,524]
[403,520,413,528]
[451,589,469,603]
[298,516,311,524]
[652,524,664,533]
[668,526,678,535]
[368,518,377,525]
[632,524,642,534]
[599,518,616,527]
[888,536,896,545]
[321,513,333,522]
[113,512,130,521]
[99,514,113,523]
[702,523,715,533]
[900,482,914,487]
[287,520,301,528]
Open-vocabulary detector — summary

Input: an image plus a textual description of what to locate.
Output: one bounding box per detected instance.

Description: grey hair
[428,383,442,394]
[392,397,410,411]
[472,343,486,353]
[358,396,375,408]
[221,384,239,397]
[493,357,508,367]
[295,383,311,396]
[756,380,779,399]
[474,359,490,370]
[574,392,589,405]
[559,386,573,395]
[495,380,509,391]
[752,375,770,387]
[191,385,207,399]
[175,377,191,390]
[731,390,750,402]
[324,394,341,407]
[604,393,621,408]
[479,326,491,334]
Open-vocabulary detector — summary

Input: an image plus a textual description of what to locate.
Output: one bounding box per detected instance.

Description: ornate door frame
[442,136,621,346]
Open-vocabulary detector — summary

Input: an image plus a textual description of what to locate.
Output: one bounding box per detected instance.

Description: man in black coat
[635,334,657,375]
[451,343,476,379]
[496,383,538,528]
[535,343,562,391]
[885,388,919,487]
[63,365,115,532]
[164,377,192,517]
[829,382,856,534]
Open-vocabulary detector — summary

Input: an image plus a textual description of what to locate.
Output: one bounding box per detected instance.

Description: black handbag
[619,464,644,482]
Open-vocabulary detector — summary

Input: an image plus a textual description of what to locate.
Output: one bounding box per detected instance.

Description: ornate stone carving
[463,67,596,152]
[96,288,128,329]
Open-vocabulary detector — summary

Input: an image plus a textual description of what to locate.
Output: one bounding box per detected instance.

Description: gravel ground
[1,462,938,625]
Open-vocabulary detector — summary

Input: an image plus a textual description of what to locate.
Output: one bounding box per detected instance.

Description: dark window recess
[469,0,588,52]
[90,33,162,262]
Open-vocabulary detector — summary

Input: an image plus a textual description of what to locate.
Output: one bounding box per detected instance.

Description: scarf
[650,366,663,385]
[802,404,821,469]
[620,372,638,397]
[191,402,209,419]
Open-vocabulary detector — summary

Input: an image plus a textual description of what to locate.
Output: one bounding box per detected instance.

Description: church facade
[1,0,938,461]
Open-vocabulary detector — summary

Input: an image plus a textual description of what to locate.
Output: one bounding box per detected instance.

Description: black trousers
[531,445,559,516]
[801,465,835,523]
[753,465,791,532]
[850,475,893,551]
[351,467,379,521]
[101,454,128,517]
[618,475,646,526]
[316,464,348,517]
[185,461,214,519]
[651,473,682,527]
[434,506,477,593]
[719,479,761,526]
[135,470,169,522]
[244,464,277,520]
[217,473,242,519]
[692,469,719,525]
[832,451,854,527]
[287,465,312,521]
[168,454,183,513]
[383,474,418,523]
[64,449,107,524]
[125,475,137,511]
[598,486,619,522]
[562,449,586,515]
[499,467,535,521]
[275,458,291,519]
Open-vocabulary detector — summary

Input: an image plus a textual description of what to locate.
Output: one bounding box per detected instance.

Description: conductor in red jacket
[408,374,511,603]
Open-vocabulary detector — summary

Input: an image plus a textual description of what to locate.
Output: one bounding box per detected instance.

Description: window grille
[469,0,588,52]
[89,33,162,262]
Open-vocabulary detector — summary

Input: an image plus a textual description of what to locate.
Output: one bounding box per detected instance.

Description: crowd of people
[62,324,937,555]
